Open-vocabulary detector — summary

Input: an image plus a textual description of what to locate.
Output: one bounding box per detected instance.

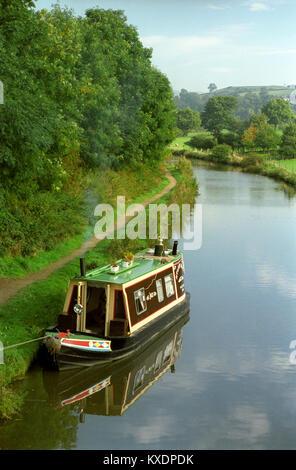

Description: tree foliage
[261,98,294,128]
[208,83,217,93]
[201,95,238,138]
[242,113,280,150]
[174,88,204,112]
[0,2,177,256]
[280,122,296,158]
[176,107,201,135]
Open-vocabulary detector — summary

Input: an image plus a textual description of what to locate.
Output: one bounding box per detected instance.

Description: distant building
[287,84,296,89]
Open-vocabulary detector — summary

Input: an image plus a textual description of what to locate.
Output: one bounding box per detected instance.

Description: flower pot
[110,264,119,273]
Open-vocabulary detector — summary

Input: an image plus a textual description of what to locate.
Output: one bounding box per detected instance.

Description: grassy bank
[0,165,169,279]
[0,159,197,421]
[171,144,296,193]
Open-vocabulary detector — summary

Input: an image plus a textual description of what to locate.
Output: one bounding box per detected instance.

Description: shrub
[240,152,267,169]
[211,144,232,162]
[185,134,217,150]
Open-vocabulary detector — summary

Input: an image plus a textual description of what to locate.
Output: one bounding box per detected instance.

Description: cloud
[247,2,271,10]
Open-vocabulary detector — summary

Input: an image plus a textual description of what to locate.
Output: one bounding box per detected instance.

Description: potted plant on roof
[110,258,120,273]
[122,251,134,268]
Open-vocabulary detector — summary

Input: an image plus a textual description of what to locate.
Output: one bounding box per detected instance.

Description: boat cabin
[57,246,185,339]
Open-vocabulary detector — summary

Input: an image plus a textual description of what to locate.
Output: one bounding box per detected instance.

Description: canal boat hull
[43,309,190,413]
[40,292,190,370]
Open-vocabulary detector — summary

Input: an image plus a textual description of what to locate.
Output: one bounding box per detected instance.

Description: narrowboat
[40,241,189,370]
[43,310,189,415]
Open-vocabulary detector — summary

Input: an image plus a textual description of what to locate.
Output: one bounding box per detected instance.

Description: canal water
[1,163,296,450]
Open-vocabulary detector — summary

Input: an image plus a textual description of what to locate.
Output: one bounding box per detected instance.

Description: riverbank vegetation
[0,1,177,267]
[172,92,296,191]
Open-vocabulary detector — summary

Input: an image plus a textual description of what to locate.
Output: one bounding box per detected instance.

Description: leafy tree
[0,2,177,257]
[261,98,294,128]
[235,92,261,121]
[243,113,280,150]
[174,88,203,112]
[258,87,270,106]
[176,107,201,135]
[280,122,296,158]
[242,123,258,149]
[201,95,238,139]
[255,121,280,150]
[208,83,217,93]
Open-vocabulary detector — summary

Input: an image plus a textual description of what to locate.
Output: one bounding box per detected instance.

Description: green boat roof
[75,249,182,285]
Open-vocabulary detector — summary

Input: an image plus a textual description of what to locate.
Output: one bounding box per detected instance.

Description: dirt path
[0,171,176,306]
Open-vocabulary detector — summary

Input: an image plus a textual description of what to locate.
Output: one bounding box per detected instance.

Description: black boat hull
[39,293,190,370]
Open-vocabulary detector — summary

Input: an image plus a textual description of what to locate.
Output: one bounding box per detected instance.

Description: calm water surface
[1,163,296,450]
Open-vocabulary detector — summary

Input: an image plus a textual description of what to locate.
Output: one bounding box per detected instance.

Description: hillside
[202,85,293,98]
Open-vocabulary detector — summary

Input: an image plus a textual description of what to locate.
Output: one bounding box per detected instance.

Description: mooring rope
[0,335,50,351]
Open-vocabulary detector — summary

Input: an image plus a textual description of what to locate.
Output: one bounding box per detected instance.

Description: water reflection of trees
[0,370,79,450]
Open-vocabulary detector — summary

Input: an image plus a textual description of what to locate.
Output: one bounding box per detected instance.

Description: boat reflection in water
[43,311,189,417]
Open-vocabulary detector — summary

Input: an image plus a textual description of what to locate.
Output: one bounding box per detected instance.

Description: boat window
[134,288,147,315]
[156,279,164,303]
[133,366,146,393]
[154,350,163,372]
[164,274,175,298]
[163,340,174,363]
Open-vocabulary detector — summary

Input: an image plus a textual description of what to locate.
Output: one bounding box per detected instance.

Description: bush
[211,144,232,162]
[185,134,217,150]
[241,152,267,169]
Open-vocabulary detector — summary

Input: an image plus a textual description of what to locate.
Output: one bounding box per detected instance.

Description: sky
[34,0,296,93]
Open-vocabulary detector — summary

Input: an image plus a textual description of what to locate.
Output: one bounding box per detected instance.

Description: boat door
[85,282,109,336]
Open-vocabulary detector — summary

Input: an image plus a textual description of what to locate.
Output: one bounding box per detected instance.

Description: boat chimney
[172,240,178,256]
[154,239,163,257]
[80,257,86,277]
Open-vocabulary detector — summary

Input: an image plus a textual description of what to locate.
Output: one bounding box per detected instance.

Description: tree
[261,98,294,128]
[208,83,217,93]
[201,95,238,139]
[176,107,201,135]
[259,87,270,106]
[174,89,203,112]
[235,92,261,121]
[242,113,280,150]
[280,122,296,158]
[242,123,258,149]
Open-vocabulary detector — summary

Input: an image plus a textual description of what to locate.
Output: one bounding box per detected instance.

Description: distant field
[275,159,296,172]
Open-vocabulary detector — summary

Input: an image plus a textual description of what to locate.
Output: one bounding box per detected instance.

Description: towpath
[0,171,176,306]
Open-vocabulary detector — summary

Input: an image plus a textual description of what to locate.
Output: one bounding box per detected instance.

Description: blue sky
[34,0,296,92]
